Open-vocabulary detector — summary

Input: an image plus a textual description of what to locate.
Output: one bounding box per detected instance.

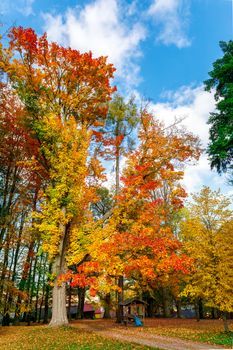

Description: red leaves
[0,83,44,193]
[70,275,96,289]
[77,261,99,274]
[7,26,116,127]
[92,130,103,143]
[9,27,38,55]
[149,198,164,207]
[140,180,159,191]
[99,111,200,290]
[58,261,100,289]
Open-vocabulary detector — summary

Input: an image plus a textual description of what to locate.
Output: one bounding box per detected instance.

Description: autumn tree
[0,79,45,325]
[91,187,113,220]
[1,27,115,326]
[95,111,200,320]
[101,94,138,193]
[181,186,233,331]
[100,94,138,319]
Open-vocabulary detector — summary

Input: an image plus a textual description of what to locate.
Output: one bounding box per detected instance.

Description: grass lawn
[1,319,233,349]
[142,318,233,348]
[0,325,156,350]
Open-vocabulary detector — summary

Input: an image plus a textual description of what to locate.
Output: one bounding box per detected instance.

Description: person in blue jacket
[133,314,143,326]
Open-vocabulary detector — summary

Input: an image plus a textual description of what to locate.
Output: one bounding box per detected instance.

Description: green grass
[147,328,233,347]
[0,325,157,350]
[142,319,233,348]
[198,331,233,348]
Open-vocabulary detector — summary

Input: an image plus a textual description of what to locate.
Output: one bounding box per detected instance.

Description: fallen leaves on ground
[123,319,233,348]
[73,318,233,348]
[0,325,154,350]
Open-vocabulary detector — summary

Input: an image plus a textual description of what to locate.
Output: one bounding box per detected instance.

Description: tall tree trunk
[222,311,229,332]
[27,243,40,323]
[19,240,35,323]
[198,298,204,319]
[12,213,25,282]
[2,215,25,326]
[176,299,182,318]
[195,300,200,322]
[34,252,43,322]
[146,297,155,318]
[25,243,39,325]
[0,165,17,253]
[1,228,11,326]
[0,229,10,298]
[76,287,85,319]
[49,276,67,326]
[15,189,38,322]
[115,135,124,323]
[162,287,171,318]
[43,263,52,324]
[115,140,120,196]
[38,258,47,323]
[103,293,111,319]
[49,208,69,326]
[116,276,124,323]
[68,283,72,320]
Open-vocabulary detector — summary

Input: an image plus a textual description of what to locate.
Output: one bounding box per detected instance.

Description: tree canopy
[181,187,233,331]
[0,26,232,331]
[205,41,233,176]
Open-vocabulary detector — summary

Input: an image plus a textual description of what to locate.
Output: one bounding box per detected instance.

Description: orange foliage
[5,26,116,127]
[98,111,200,289]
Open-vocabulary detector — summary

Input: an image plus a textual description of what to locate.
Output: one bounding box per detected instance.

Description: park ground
[0,318,233,350]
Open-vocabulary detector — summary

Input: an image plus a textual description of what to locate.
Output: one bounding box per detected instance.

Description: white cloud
[18,0,34,16]
[148,0,191,48]
[183,153,232,201]
[149,85,229,193]
[150,85,215,147]
[42,0,146,89]
[0,0,34,16]
[182,154,215,193]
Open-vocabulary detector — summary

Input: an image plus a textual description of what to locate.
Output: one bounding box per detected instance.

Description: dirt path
[75,322,225,350]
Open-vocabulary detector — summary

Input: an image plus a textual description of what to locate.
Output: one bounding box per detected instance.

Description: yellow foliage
[32,114,102,263]
[181,187,233,312]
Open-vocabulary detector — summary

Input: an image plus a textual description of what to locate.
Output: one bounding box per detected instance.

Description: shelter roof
[119,298,147,306]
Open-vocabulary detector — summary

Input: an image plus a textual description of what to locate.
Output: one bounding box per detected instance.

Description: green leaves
[204,41,233,174]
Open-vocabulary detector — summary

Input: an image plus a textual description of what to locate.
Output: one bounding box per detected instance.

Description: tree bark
[103,293,111,319]
[162,287,171,318]
[49,276,68,326]
[115,132,124,323]
[176,299,182,318]
[49,208,69,326]
[222,311,229,332]
[0,165,18,253]
[68,283,72,320]
[116,275,124,323]
[76,287,85,319]
[12,213,25,283]
[198,298,204,319]
[146,297,155,318]
[43,271,51,324]
[195,300,200,321]
[34,253,44,322]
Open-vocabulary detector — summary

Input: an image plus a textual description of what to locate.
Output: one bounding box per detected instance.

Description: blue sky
[1,0,233,198]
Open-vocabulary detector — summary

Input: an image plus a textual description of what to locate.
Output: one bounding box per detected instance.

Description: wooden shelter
[119,298,147,324]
